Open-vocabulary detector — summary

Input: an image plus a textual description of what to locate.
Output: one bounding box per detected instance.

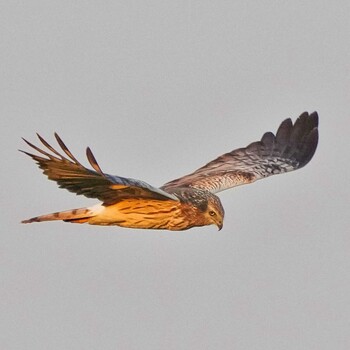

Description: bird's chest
[96,199,181,229]
[166,203,203,231]
[96,199,200,231]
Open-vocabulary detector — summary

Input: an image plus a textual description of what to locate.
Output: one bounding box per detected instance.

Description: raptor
[21,111,319,231]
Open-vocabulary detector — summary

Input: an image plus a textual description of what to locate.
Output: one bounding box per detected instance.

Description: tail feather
[22,206,99,224]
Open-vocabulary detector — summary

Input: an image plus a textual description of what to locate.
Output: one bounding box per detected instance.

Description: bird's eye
[209,210,216,216]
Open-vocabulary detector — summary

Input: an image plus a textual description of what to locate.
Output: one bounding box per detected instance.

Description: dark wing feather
[162,111,319,193]
[21,134,178,205]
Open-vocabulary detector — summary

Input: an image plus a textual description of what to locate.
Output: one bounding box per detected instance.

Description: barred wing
[162,112,318,193]
[21,133,178,205]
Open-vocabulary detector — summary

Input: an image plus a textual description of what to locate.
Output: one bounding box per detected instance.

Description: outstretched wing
[21,133,178,205]
[162,111,319,193]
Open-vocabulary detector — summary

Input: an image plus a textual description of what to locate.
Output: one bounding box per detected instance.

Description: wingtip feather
[86,147,104,175]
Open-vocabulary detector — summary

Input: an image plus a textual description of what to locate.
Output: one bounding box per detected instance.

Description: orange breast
[88,198,192,230]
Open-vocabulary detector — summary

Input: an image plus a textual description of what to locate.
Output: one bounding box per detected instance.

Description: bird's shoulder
[165,187,214,211]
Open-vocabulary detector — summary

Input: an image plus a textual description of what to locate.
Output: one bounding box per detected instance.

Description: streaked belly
[88,199,188,230]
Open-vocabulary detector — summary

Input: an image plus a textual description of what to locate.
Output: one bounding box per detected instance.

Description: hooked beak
[216,221,223,231]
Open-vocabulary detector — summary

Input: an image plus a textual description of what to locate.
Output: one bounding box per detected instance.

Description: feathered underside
[161,111,318,193]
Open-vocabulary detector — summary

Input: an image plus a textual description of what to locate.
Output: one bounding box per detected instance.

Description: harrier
[21,111,318,230]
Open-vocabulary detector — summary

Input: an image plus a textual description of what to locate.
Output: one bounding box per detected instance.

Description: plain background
[1,1,350,349]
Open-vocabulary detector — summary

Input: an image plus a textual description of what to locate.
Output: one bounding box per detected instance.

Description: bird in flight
[21,111,318,231]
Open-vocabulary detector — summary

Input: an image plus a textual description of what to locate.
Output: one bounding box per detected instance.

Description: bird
[21,111,319,231]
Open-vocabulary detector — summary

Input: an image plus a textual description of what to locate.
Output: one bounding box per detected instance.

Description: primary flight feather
[21,111,318,230]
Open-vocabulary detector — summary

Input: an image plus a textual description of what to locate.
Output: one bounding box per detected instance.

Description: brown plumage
[21,111,319,231]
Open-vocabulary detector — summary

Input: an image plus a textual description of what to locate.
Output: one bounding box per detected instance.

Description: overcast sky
[1,1,350,349]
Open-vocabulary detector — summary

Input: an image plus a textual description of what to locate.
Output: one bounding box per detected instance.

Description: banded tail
[21,204,103,224]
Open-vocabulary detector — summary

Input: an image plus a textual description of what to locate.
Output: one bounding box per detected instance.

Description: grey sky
[1,1,350,349]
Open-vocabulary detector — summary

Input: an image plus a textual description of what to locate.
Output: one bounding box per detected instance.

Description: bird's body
[23,188,223,230]
[21,111,318,231]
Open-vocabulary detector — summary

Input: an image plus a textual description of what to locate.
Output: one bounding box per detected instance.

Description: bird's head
[204,194,225,230]
[173,188,225,231]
